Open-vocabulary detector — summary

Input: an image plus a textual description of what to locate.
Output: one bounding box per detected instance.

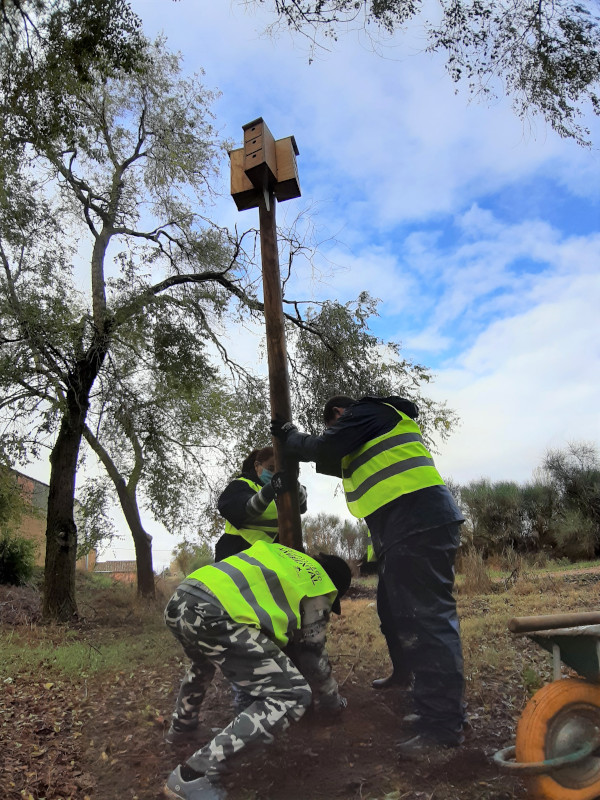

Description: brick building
[12,470,95,571]
[93,560,137,583]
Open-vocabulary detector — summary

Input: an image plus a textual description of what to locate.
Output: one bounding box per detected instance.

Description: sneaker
[397,733,463,759]
[164,725,199,746]
[164,766,227,800]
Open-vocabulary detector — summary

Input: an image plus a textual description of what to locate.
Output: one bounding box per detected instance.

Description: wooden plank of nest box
[243,117,277,190]
[229,148,261,211]
[274,136,301,202]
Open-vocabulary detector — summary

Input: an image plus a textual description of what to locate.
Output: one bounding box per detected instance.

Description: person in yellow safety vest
[212,446,309,715]
[214,446,308,562]
[271,395,466,756]
[163,541,352,800]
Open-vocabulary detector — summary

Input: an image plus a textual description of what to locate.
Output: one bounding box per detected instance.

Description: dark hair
[312,552,352,614]
[241,446,274,476]
[323,395,357,424]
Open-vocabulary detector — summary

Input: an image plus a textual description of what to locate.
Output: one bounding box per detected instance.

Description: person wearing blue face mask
[162,447,312,742]
[214,446,308,562]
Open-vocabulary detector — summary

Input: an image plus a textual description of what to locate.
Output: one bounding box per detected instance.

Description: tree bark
[42,411,82,622]
[113,479,155,598]
[82,425,156,598]
[42,347,107,622]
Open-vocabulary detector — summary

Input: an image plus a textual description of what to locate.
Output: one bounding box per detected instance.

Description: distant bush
[171,539,214,576]
[0,531,36,585]
[552,510,597,560]
[458,548,493,595]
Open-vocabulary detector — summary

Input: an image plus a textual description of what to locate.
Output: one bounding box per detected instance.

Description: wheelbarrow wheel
[516,677,600,800]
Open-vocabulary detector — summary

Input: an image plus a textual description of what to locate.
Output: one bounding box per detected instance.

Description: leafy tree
[551,508,597,560]
[171,539,214,576]
[459,479,524,555]
[79,357,259,597]
[1,0,144,180]
[339,517,369,561]
[0,26,274,619]
[0,531,36,585]
[520,480,560,552]
[75,475,118,561]
[1,2,463,620]
[302,512,367,560]
[0,464,34,585]
[542,441,600,556]
[256,0,600,145]
[0,464,24,535]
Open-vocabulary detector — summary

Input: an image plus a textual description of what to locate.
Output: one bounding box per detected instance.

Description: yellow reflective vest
[186,542,337,647]
[342,404,445,519]
[224,477,279,545]
[366,530,376,563]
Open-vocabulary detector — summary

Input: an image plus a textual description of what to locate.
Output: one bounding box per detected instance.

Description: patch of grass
[75,572,171,628]
[540,558,599,572]
[0,626,177,680]
[329,598,390,679]
[469,556,600,581]
[522,666,544,695]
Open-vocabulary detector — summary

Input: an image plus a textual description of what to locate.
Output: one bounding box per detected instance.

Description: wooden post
[258,199,303,551]
[229,118,303,551]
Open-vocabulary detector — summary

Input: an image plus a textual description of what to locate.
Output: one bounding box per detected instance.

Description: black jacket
[284,396,419,477]
[284,396,463,540]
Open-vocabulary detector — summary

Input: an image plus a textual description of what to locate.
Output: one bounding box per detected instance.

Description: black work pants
[374,521,465,743]
[376,574,411,681]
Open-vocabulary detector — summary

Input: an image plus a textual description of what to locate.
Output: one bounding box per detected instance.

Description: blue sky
[95,0,600,565]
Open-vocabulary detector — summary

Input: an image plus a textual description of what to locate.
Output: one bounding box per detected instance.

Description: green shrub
[0,531,36,585]
[552,509,597,560]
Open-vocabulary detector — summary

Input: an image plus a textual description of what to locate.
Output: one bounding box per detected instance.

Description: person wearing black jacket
[215,446,308,561]
[271,395,465,754]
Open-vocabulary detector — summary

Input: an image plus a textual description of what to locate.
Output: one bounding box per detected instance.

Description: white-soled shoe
[164,766,227,800]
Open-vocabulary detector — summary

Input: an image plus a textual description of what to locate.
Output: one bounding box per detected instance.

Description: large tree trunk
[42,412,82,621]
[114,479,155,598]
[43,349,107,622]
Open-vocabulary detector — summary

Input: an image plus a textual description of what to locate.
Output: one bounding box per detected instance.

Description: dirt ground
[0,577,535,800]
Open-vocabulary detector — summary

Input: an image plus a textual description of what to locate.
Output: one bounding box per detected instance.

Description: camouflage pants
[164,587,312,778]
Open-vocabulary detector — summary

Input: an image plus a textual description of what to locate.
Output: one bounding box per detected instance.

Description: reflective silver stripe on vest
[213,561,274,632]
[245,520,279,531]
[342,432,424,478]
[345,456,436,504]
[235,553,298,641]
[215,554,297,640]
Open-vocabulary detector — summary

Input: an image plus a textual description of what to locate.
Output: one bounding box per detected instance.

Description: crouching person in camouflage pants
[163,541,352,800]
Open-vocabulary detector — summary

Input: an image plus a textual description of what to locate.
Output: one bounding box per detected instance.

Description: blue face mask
[259,469,273,486]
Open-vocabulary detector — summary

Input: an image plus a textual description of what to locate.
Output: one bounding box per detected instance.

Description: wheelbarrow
[494,610,600,799]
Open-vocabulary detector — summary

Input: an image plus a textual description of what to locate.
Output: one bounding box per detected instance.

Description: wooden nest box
[230,118,301,211]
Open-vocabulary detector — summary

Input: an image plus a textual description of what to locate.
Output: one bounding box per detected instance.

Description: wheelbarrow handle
[493,733,600,774]
[508,611,600,633]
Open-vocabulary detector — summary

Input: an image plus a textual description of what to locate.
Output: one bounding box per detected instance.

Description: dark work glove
[270,471,291,496]
[270,416,298,441]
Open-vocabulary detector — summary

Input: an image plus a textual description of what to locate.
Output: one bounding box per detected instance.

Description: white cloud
[428,264,600,485]
[133,0,600,231]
